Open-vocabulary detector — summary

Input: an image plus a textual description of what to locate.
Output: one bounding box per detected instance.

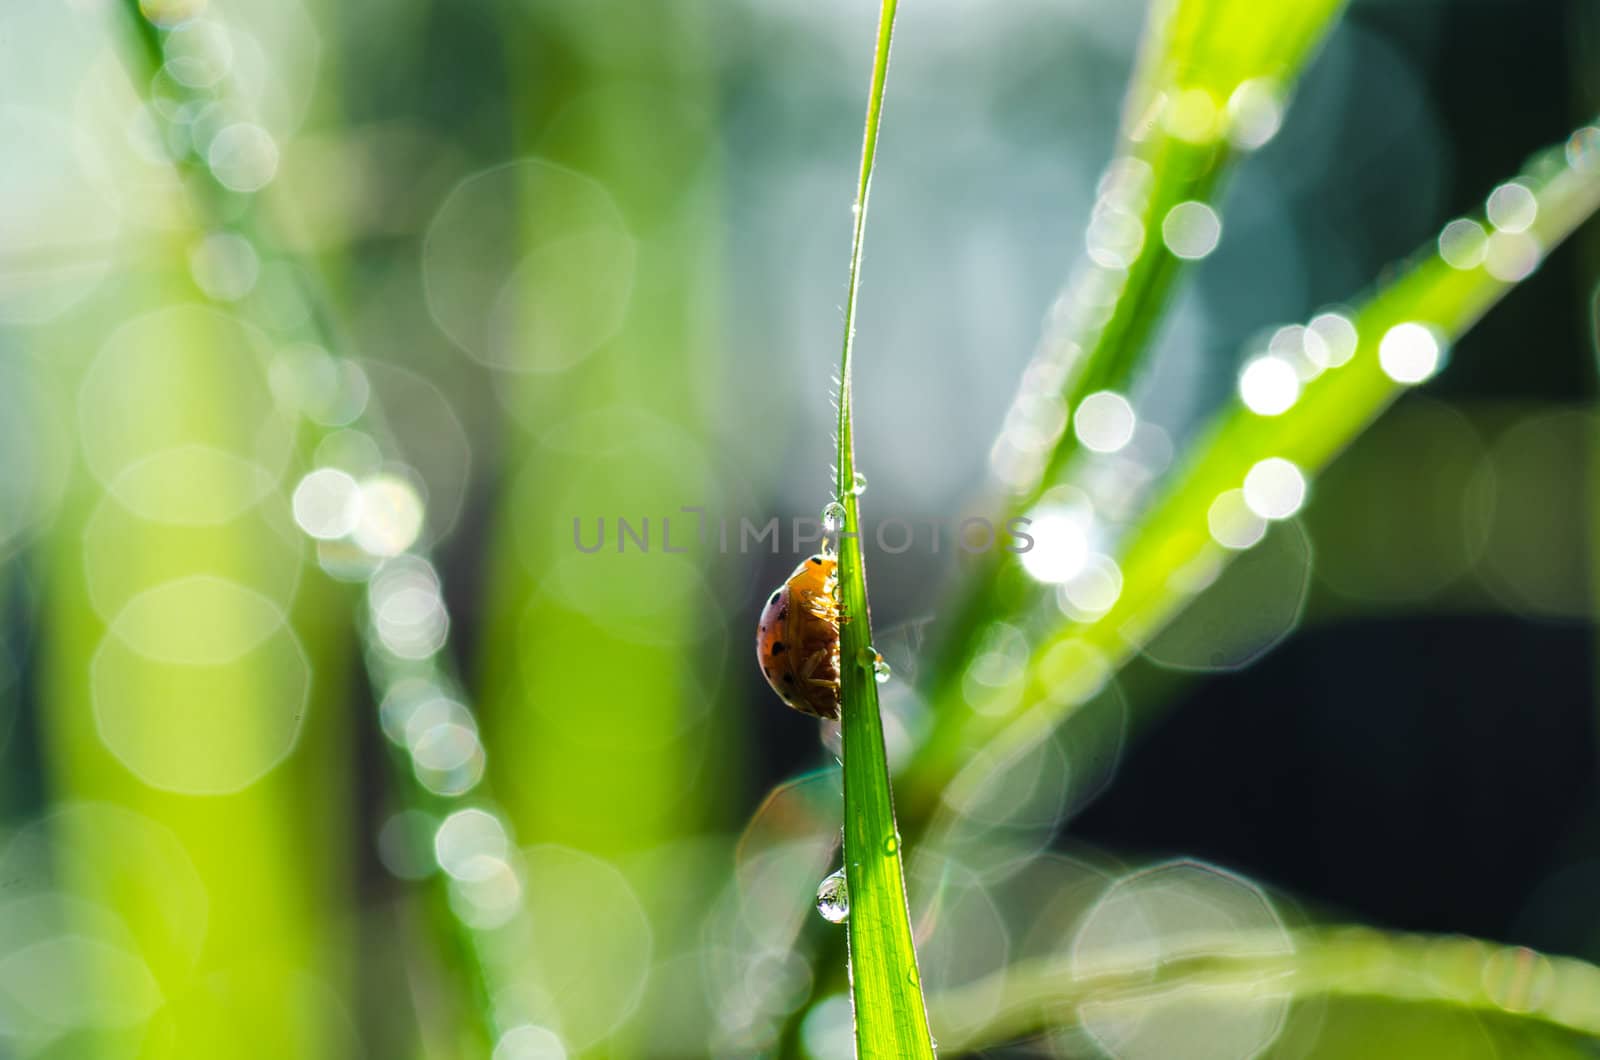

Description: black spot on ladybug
[810,557,822,565]
[768,591,780,605]
[771,641,786,654]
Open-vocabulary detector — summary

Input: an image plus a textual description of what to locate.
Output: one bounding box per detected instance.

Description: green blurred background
[4,0,1600,1056]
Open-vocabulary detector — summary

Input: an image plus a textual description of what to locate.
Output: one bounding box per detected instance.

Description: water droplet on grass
[851,471,867,495]
[816,868,849,923]
[821,502,846,533]
[882,833,899,856]
[871,653,892,684]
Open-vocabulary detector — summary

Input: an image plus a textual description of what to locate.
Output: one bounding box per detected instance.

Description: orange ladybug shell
[756,554,841,719]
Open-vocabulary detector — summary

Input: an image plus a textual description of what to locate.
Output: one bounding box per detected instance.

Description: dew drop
[871,652,892,684]
[851,471,868,495]
[822,501,846,533]
[882,833,899,856]
[816,868,849,924]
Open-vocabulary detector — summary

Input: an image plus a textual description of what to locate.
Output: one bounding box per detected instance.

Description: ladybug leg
[797,648,839,689]
[805,590,840,628]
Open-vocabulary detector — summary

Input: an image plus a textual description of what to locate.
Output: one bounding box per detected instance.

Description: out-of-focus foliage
[2,0,1600,1057]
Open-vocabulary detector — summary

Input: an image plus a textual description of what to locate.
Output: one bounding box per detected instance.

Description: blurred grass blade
[104,5,509,1053]
[834,1,935,1055]
[1016,0,1347,494]
[933,927,1600,1054]
[912,121,1600,800]
[469,4,733,1051]
[931,0,1346,695]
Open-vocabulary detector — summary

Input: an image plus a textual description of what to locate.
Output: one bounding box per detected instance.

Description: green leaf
[833,1,936,1055]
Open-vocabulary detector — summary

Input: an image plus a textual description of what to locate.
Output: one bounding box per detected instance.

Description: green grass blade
[834,1,935,1055]
[933,927,1600,1054]
[104,5,504,1052]
[910,122,1600,801]
[1029,0,1346,493]
[928,0,1346,697]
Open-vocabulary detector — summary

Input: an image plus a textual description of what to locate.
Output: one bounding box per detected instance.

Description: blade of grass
[105,5,504,1053]
[472,6,732,1049]
[909,125,1600,806]
[1025,0,1346,474]
[927,0,1346,699]
[931,926,1600,1054]
[833,1,935,1055]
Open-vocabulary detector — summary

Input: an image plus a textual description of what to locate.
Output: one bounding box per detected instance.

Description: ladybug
[756,553,842,719]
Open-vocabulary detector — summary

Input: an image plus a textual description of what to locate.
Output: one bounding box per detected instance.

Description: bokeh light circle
[90,587,309,794]
[1378,322,1443,385]
[1161,201,1222,260]
[424,159,636,374]
[1238,356,1299,415]
[1071,860,1293,1060]
[1242,458,1307,521]
[1074,391,1137,454]
[79,305,291,491]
